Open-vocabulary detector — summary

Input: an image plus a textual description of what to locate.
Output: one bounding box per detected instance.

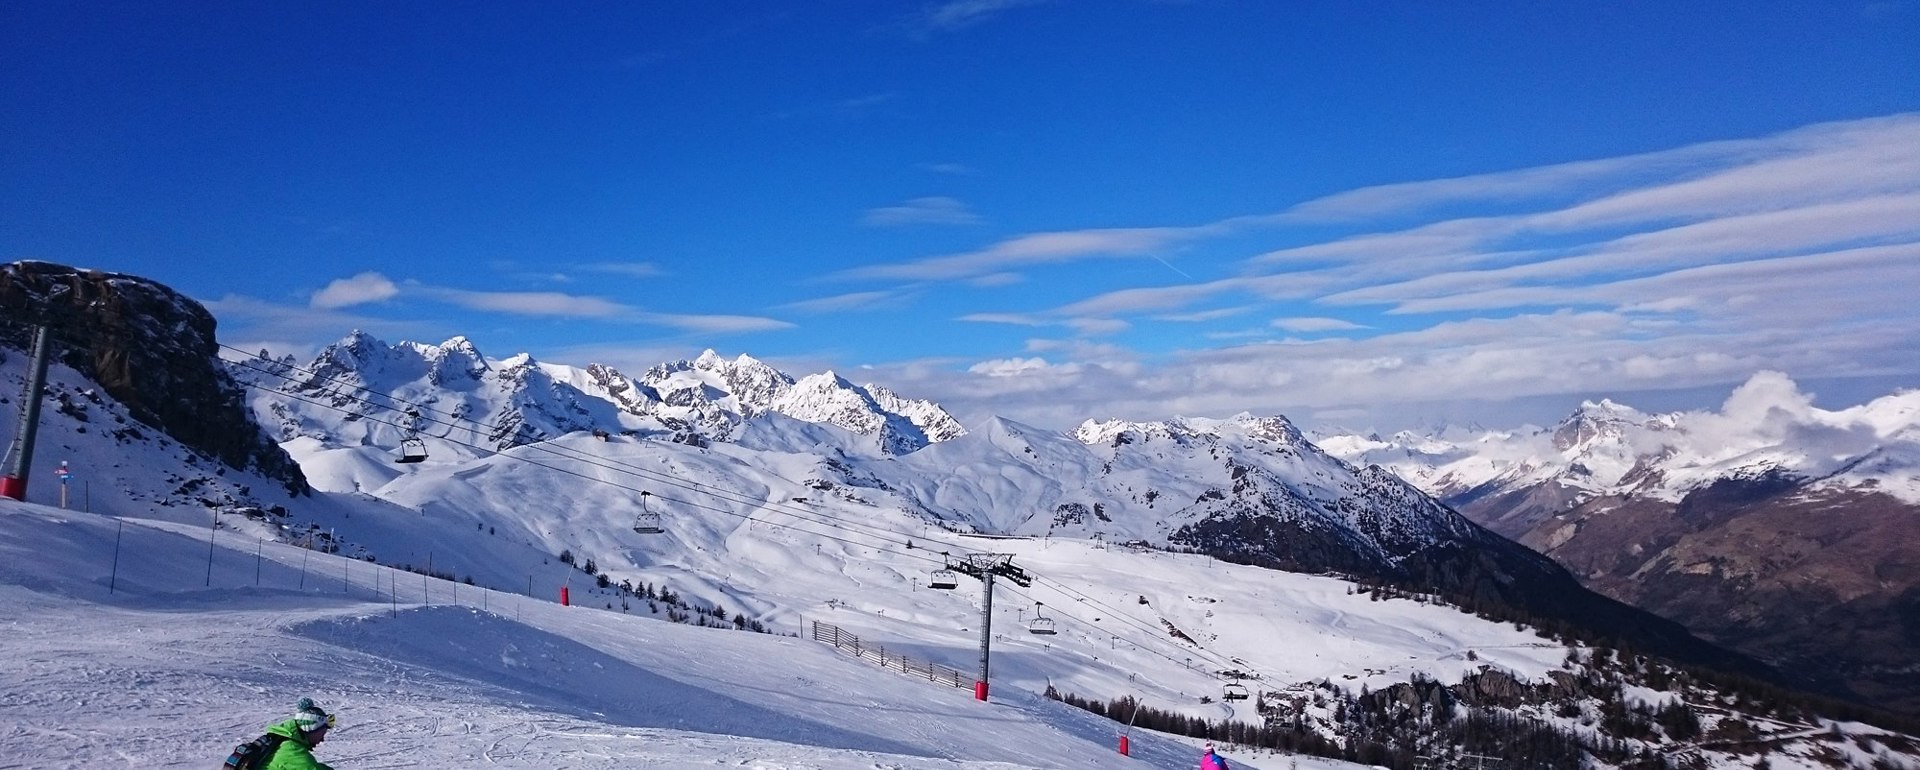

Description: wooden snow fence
[811,620,975,691]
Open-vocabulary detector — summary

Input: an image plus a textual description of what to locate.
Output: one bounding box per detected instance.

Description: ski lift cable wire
[991,577,1266,687]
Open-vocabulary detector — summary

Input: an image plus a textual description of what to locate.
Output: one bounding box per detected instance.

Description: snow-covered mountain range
[1315,373,1920,715]
[8,260,1920,768]
[223,329,1743,678]
[1316,372,1920,531]
[234,331,966,460]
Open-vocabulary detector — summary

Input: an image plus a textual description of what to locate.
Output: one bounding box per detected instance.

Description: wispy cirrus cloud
[1273,317,1367,333]
[856,114,1920,431]
[411,284,792,333]
[779,290,911,314]
[1153,306,1253,323]
[900,0,1047,36]
[836,226,1205,282]
[417,286,637,318]
[632,311,794,334]
[983,113,1920,331]
[576,261,664,278]
[862,197,983,227]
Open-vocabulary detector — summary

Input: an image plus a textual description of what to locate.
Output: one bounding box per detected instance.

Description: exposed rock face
[1516,480,1920,714]
[0,261,307,494]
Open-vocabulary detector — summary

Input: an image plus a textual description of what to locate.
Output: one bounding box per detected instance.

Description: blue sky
[4,1,1918,430]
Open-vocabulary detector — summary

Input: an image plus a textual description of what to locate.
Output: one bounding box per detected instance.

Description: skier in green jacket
[262,697,336,770]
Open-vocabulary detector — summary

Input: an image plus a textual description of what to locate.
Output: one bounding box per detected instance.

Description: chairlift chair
[1028,602,1058,635]
[632,491,665,535]
[393,407,427,464]
[394,437,428,464]
[1223,682,1250,701]
[929,568,959,590]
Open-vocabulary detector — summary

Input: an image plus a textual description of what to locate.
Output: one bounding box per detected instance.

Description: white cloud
[967,272,1025,287]
[421,287,636,318]
[778,290,904,314]
[958,312,1047,326]
[577,262,664,278]
[206,293,444,354]
[1272,317,1366,332]
[310,272,399,309]
[1066,317,1129,336]
[835,226,1204,282]
[633,311,795,334]
[1153,306,1252,323]
[967,356,1059,377]
[861,197,983,227]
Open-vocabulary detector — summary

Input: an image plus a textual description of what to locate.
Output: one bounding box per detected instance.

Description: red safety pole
[974,681,988,701]
[1118,735,1130,756]
[559,585,570,606]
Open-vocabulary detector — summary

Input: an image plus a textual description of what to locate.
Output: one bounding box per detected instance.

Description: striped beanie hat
[294,697,333,732]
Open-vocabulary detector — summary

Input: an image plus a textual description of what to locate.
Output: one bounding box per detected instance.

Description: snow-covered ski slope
[0,498,1395,769]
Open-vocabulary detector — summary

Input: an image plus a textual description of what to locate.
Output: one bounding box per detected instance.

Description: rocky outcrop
[1525,481,1920,714]
[0,261,307,494]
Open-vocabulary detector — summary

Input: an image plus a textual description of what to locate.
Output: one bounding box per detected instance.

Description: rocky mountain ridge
[1316,375,1920,714]
[232,332,967,459]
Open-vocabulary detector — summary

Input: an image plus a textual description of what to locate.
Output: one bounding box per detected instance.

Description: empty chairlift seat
[632,491,666,535]
[1028,602,1058,635]
[394,437,428,464]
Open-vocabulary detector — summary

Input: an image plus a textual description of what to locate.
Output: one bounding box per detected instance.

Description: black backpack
[220,732,286,769]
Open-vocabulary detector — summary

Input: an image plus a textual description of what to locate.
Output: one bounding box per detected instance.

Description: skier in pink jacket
[1200,741,1229,770]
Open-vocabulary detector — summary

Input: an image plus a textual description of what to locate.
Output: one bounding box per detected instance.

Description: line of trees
[558,549,778,635]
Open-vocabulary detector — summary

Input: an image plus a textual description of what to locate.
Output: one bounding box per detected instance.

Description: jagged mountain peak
[1072,412,1307,450]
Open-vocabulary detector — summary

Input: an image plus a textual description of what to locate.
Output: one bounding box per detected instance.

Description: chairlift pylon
[632,490,665,535]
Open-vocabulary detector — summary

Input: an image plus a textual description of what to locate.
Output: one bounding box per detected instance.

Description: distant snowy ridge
[231,332,968,459]
[1315,372,1920,507]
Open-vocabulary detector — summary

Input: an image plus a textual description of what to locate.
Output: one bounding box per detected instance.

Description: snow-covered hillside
[4,499,1365,769]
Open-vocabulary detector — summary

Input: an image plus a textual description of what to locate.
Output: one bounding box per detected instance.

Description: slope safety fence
[811,620,975,691]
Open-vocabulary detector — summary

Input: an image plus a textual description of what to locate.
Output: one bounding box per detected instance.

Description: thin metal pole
[977,570,995,699]
[255,539,262,585]
[299,549,309,589]
[108,519,124,594]
[204,511,218,586]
